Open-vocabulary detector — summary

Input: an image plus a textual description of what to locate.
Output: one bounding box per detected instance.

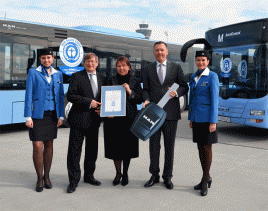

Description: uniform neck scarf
[41,64,51,77]
[196,69,204,77]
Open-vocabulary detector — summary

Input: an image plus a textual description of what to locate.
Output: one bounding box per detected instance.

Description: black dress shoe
[164,179,173,190]
[35,179,43,192]
[194,177,212,190]
[84,176,101,186]
[67,184,77,193]
[121,174,129,186]
[44,177,52,189]
[113,173,122,186]
[144,175,160,188]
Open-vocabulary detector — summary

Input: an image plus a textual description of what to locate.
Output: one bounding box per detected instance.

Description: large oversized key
[130,83,179,141]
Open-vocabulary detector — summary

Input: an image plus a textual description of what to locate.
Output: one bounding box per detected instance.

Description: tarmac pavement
[0,112,267,211]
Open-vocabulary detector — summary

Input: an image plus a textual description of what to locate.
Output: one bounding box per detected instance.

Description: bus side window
[0,43,11,85]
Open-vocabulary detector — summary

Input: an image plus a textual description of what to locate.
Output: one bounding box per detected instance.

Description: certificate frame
[100,85,126,117]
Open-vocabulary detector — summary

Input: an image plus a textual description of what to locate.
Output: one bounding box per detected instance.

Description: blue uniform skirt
[192,122,218,144]
[29,110,58,141]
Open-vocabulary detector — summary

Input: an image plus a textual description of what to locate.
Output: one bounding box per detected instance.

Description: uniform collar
[36,66,58,75]
[200,67,209,76]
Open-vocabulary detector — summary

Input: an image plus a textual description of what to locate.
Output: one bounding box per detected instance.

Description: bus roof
[205,18,268,48]
[0,17,145,39]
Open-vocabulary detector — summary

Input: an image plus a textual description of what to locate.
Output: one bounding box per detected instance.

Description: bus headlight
[250,110,265,116]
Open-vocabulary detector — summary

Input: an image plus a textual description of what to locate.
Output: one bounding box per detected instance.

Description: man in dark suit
[142,41,189,189]
[66,53,105,193]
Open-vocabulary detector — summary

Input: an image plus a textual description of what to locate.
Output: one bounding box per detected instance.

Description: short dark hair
[83,53,98,64]
[116,56,131,68]
[154,41,168,49]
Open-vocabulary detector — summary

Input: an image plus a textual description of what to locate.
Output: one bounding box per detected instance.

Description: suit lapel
[82,70,94,98]
[196,75,207,87]
[51,67,59,88]
[163,61,172,85]
[36,66,49,84]
[151,62,162,85]
[95,72,103,99]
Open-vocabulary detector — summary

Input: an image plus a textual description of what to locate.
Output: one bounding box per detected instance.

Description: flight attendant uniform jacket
[24,66,65,119]
[188,67,219,123]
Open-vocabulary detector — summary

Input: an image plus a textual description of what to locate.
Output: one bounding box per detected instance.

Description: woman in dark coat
[104,56,143,186]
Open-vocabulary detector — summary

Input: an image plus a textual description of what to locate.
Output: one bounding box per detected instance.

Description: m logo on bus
[218,34,224,42]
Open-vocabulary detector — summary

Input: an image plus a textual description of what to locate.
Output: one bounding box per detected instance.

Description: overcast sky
[1,0,268,44]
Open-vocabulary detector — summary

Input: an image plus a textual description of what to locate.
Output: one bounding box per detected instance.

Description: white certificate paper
[100,85,126,117]
[105,90,121,112]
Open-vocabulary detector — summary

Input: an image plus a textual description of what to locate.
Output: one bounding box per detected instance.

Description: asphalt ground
[0,112,267,211]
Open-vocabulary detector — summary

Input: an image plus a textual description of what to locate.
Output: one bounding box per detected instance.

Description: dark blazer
[67,69,106,129]
[142,60,189,120]
[24,66,65,119]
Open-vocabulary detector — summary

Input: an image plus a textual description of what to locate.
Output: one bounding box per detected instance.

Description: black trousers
[67,124,100,185]
[149,120,178,180]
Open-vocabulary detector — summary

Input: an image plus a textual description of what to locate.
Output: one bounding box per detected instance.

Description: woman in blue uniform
[24,48,65,192]
[188,50,219,196]
[103,56,143,186]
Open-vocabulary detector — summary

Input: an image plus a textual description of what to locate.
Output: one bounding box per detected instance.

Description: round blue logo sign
[59,38,84,67]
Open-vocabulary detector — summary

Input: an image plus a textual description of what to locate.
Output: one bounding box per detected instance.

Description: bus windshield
[210,43,268,100]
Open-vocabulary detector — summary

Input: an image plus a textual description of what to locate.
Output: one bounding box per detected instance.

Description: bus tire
[180,94,187,112]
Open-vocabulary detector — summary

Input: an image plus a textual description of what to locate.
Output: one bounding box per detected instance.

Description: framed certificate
[100,85,126,117]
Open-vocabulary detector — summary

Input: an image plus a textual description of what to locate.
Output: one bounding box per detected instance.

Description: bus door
[0,34,47,124]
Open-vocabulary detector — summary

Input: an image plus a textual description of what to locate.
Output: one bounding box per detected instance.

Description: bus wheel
[180,94,187,112]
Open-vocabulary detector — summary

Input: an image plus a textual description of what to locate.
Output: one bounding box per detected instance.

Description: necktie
[158,64,164,84]
[90,74,98,98]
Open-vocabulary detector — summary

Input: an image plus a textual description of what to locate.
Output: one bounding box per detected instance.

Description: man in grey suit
[142,41,189,189]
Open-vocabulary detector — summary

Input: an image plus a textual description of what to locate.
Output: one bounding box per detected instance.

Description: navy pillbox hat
[195,50,209,58]
[40,48,53,56]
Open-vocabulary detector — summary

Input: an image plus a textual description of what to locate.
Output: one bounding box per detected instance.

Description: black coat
[103,74,143,159]
[142,61,189,120]
[67,70,106,129]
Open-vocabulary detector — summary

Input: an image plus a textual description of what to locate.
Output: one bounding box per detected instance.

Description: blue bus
[0,18,196,126]
[181,18,268,128]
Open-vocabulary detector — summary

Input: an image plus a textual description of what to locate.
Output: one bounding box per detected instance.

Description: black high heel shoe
[36,179,43,192]
[201,180,209,196]
[121,174,129,186]
[44,177,53,189]
[113,173,122,186]
[194,177,212,190]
